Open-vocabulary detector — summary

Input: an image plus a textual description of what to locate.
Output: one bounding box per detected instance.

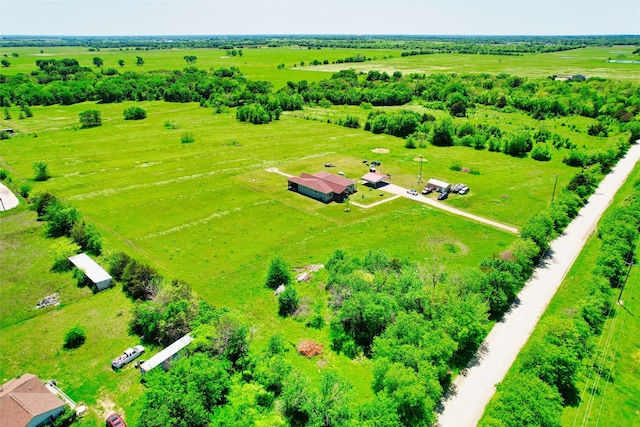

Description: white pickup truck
[111,345,145,369]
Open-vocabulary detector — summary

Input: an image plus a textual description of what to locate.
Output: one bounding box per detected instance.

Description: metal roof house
[0,374,66,427]
[361,171,390,189]
[427,178,451,193]
[288,172,356,203]
[68,253,112,291]
[139,334,194,375]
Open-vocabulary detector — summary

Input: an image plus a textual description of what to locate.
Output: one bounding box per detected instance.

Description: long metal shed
[139,334,194,374]
[68,253,112,290]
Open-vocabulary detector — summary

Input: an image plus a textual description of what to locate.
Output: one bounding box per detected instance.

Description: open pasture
[309,45,640,81]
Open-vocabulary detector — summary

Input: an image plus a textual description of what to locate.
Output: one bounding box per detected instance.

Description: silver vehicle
[112,345,145,369]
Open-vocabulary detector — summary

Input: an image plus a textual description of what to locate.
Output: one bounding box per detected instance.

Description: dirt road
[437,143,640,427]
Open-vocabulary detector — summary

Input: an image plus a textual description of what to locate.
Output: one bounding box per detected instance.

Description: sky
[1,0,639,36]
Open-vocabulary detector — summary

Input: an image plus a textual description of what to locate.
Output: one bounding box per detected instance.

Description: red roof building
[361,171,390,188]
[288,172,357,203]
[0,374,66,427]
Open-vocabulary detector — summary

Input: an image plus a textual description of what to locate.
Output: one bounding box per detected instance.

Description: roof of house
[0,374,65,427]
[361,172,390,183]
[68,253,112,284]
[289,172,356,195]
[140,334,194,373]
[427,178,450,188]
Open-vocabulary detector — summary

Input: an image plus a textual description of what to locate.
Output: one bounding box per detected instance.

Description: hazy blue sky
[1,0,638,36]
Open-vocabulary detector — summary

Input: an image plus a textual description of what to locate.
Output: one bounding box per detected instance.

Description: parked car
[437,192,449,200]
[371,161,381,167]
[106,413,126,427]
[111,345,145,369]
[458,186,469,195]
[407,189,419,196]
[422,187,433,195]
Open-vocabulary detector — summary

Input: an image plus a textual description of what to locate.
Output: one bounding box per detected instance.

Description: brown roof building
[0,374,66,427]
[288,172,357,203]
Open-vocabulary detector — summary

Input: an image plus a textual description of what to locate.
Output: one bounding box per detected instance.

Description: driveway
[0,183,19,211]
[437,142,640,427]
[380,183,518,234]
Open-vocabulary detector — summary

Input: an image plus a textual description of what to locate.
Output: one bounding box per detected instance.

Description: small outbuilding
[361,172,390,189]
[0,374,66,427]
[139,334,194,374]
[68,253,112,291]
[288,171,356,203]
[427,178,451,193]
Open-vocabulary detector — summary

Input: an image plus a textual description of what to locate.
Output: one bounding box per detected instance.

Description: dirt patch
[96,396,119,420]
[293,264,325,273]
[413,157,428,163]
[297,340,324,358]
[371,148,390,154]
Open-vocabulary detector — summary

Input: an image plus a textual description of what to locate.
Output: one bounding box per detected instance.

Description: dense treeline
[0,65,303,118]
[2,35,639,52]
[480,178,640,427]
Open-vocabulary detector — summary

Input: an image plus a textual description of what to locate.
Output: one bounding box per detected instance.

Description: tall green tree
[265,257,292,290]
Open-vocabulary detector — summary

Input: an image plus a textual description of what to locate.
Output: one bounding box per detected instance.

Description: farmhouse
[427,178,451,193]
[361,171,391,189]
[139,334,194,374]
[288,171,356,203]
[68,253,112,291]
[0,374,66,427]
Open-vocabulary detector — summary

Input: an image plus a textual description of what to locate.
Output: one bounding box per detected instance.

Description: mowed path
[437,142,640,427]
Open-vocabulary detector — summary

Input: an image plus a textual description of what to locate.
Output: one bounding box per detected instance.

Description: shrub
[0,169,8,180]
[265,257,291,290]
[79,110,102,128]
[63,325,86,349]
[180,132,195,144]
[164,119,179,129]
[50,239,80,273]
[33,161,50,181]
[108,251,132,281]
[278,285,300,316]
[18,182,32,198]
[73,268,93,288]
[123,106,147,120]
[342,115,360,129]
[31,191,58,219]
[530,143,552,161]
[502,131,532,157]
[449,160,462,171]
[52,405,77,427]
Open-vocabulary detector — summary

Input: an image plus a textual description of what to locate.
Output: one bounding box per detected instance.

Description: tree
[1,59,10,68]
[33,161,50,181]
[502,131,533,157]
[136,56,145,66]
[311,371,353,427]
[265,257,291,290]
[45,202,80,238]
[31,191,58,219]
[70,221,102,255]
[480,372,562,427]
[431,118,454,146]
[121,259,160,300]
[79,110,102,128]
[184,55,197,64]
[92,57,103,68]
[63,324,86,349]
[117,59,125,67]
[278,285,299,316]
[123,106,147,120]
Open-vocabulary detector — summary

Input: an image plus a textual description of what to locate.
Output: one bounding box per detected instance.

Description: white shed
[140,334,194,374]
[68,253,112,290]
[427,178,451,193]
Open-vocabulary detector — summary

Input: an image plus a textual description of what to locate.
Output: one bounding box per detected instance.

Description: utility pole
[418,155,423,185]
[618,250,634,304]
[551,174,558,203]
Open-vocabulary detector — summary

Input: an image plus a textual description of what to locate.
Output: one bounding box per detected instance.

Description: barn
[288,171,356,203]
[427,178,451,193]
[68,253,112,291]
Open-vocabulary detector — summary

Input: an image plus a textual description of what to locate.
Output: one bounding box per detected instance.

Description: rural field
[0,39,638,426]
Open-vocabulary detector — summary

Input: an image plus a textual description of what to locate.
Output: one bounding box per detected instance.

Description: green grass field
[0,43,637,425]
